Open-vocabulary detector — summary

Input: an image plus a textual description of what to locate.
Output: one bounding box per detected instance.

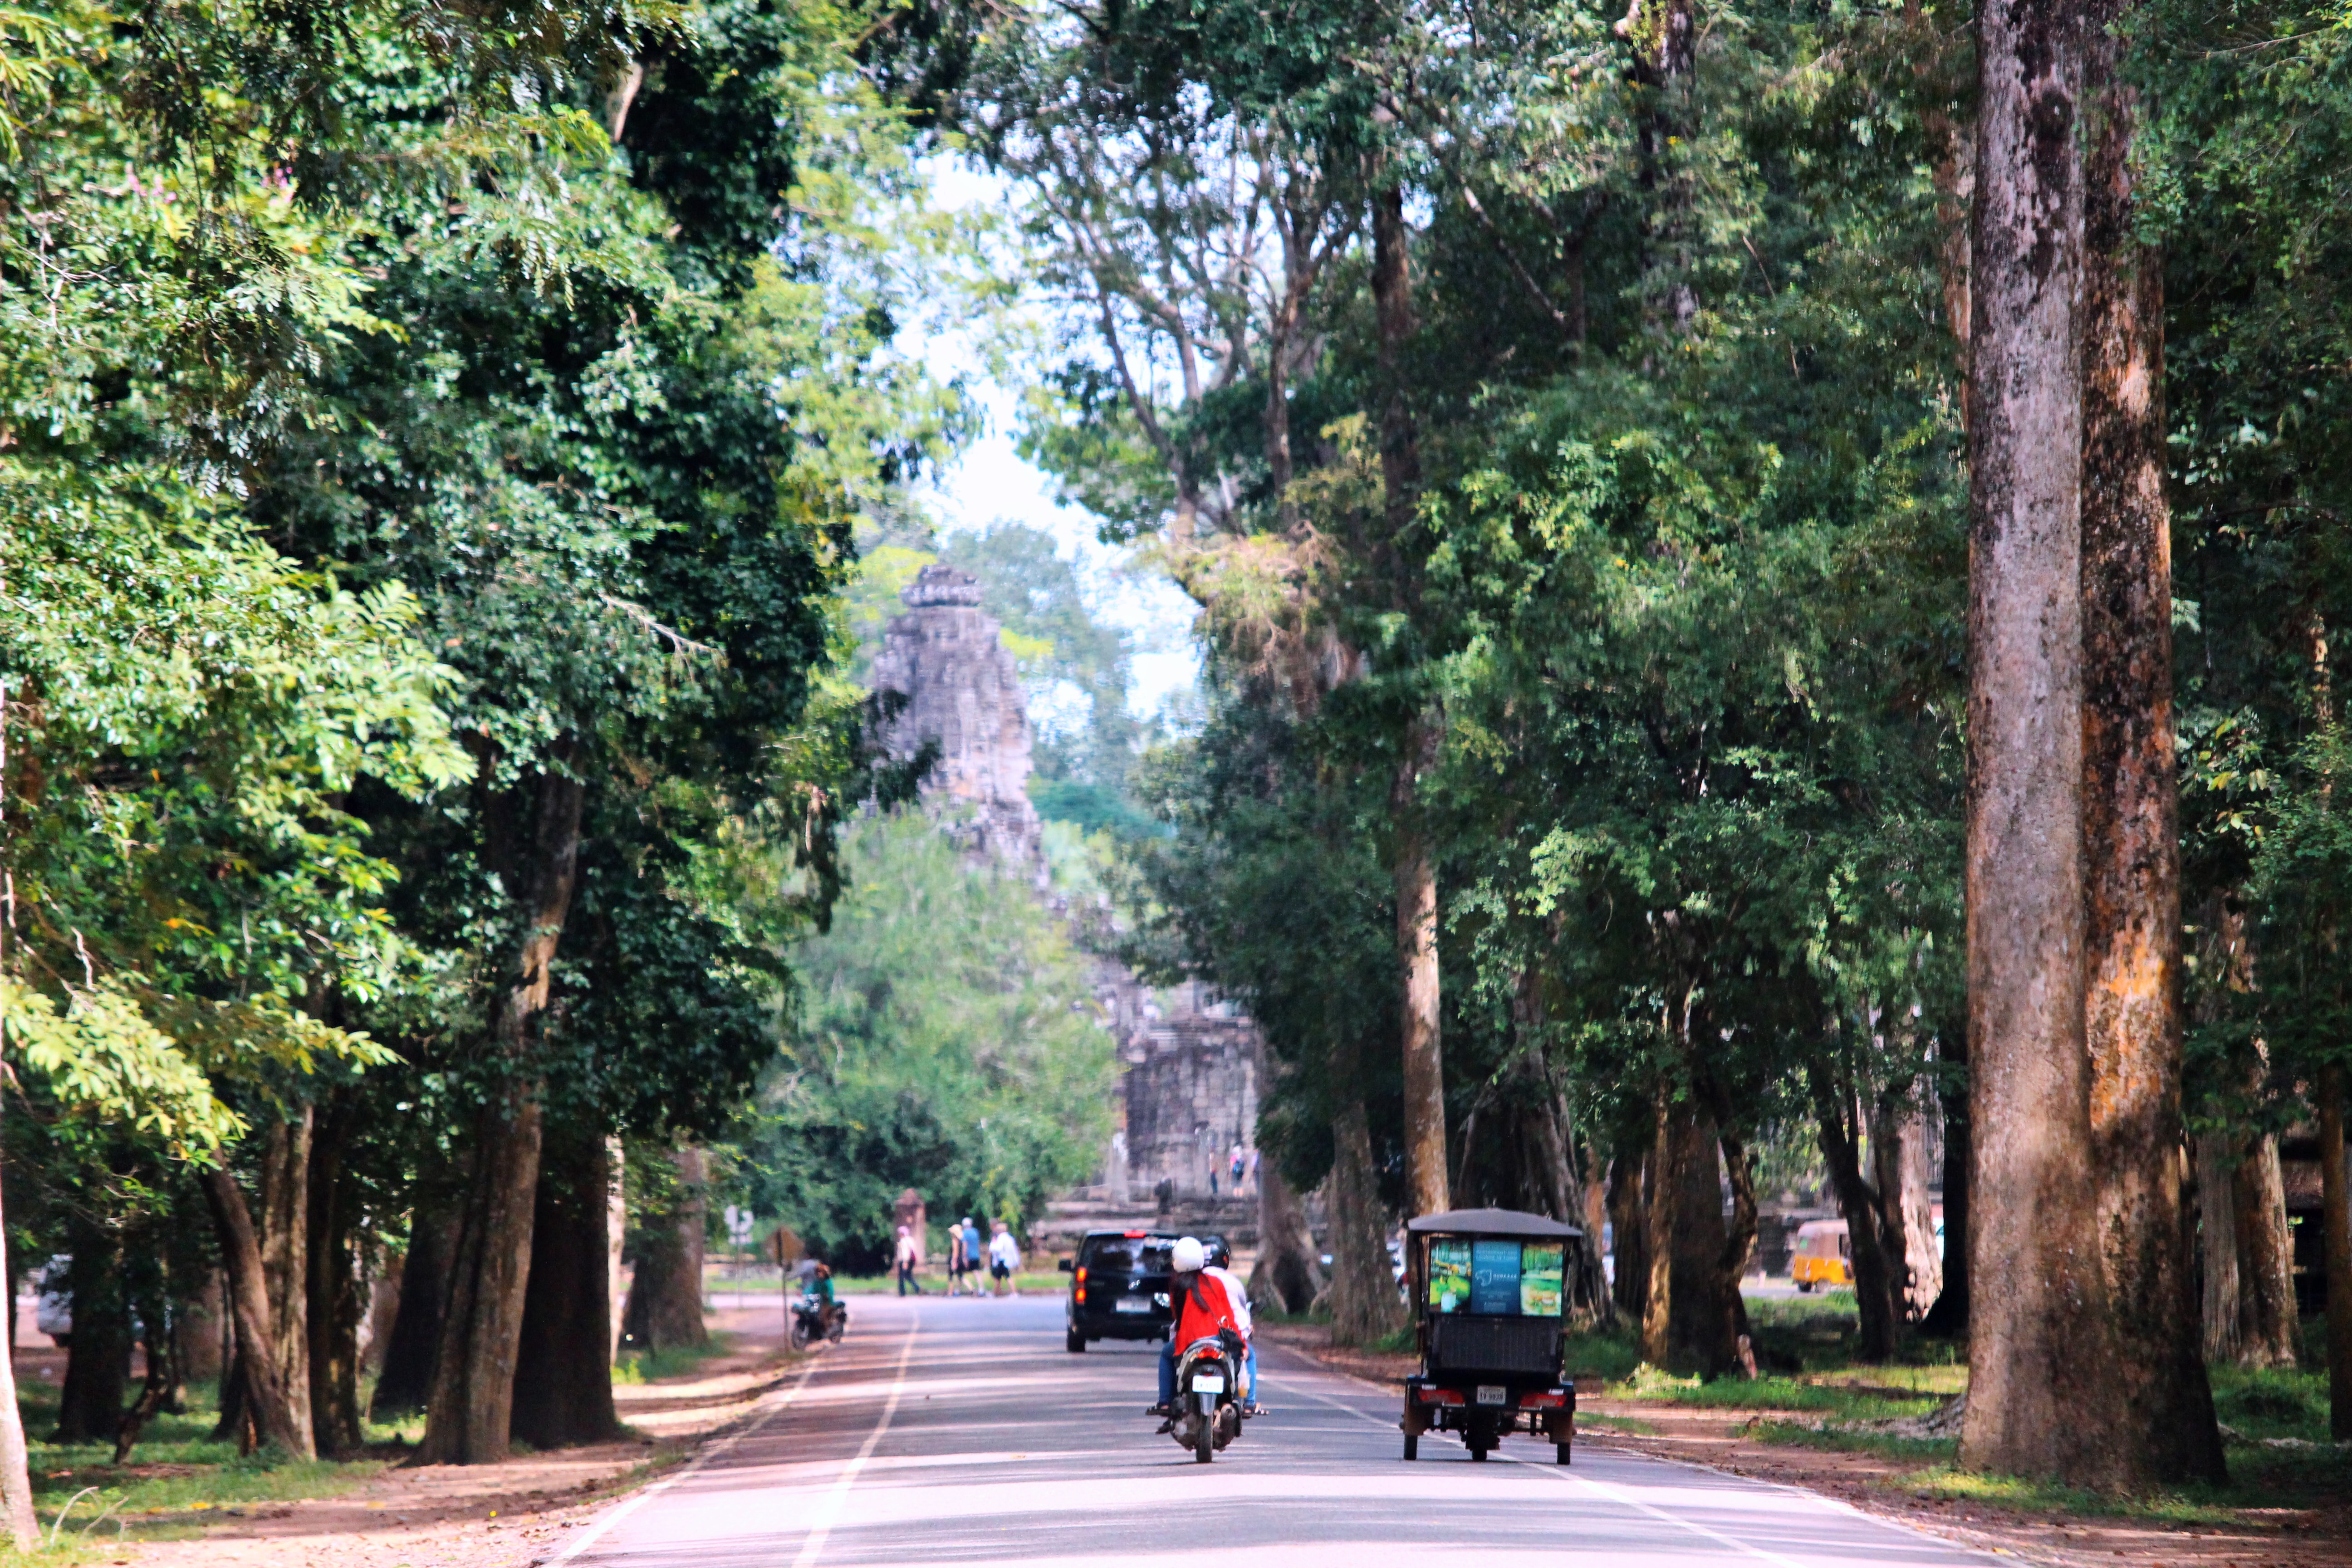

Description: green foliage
[735,807,1114,1270]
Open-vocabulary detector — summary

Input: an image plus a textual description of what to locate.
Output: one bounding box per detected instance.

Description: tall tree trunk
[1640,1087,1678,1367]
[2078,0,2225,1485]
[1372,173,1447,1224]
[1324,1093,1404,1346]
[1809,1062,1900,1362]
[1921,1036,1971,1337]
[1251,1157,1324,1317]
[1713,1122,1759,1376]
[1665,1104,1731,1376]
[198,1168,313,1456]
[1631,0,1699,342]
[2234,1134,2301,1367]
[2196,1134,2243,1363]
[257,1110,314,1448]
[0,684,34,1542]
[54,1216,131,1443]
[2320,1064,2352,1440]
[1393,732,1447,1225]
[372,1213,451,1418]
[1607,1148,1650,1324]
[417,760,585,1465]
[418,1089,546,1464]
[512,1130,623,1449]
[1869,1093,1944,1319]
[622,1146,710,1352]
[306,1102,364,1457]
[606,1136,627,1364]
[1962,0,2131,1490]
[1580,1138,1616,1328]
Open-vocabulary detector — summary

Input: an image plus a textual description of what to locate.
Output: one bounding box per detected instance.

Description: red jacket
[1173,1270,1246,1348]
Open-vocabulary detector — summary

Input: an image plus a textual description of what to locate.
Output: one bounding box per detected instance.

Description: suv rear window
[1081,1237,1174,1274]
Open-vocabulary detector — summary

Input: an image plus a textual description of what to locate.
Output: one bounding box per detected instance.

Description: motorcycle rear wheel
[1194,1407,1215,1464]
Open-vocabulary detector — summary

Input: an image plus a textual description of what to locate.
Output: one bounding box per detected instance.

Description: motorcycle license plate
[1476,1386,1507,1406]
[1114,1296,1152,1313]
[1193,1375,1225,1393]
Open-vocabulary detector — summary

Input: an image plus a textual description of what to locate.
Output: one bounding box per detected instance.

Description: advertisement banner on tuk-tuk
[1470,1240,1522,1314]
[1519,1243,1564,1316]
[1429,1239,1471,1312]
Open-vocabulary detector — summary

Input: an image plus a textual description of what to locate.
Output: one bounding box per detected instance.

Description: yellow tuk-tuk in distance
[1791,1218,1851,1291]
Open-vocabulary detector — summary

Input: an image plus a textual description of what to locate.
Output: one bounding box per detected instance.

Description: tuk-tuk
[1400,1207,1581,1464]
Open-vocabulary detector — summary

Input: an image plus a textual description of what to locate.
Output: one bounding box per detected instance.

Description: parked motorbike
[1166,1333,1245,1463]
[790,1296,847,1351]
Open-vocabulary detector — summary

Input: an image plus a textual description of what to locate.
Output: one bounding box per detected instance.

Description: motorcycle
[1166,1332,1245,1463]
[789,1295,846,1351]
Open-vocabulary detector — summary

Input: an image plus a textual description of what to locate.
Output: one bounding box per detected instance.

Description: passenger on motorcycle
[1202,1239,1260,1413]
[1156,1236,1250,1428]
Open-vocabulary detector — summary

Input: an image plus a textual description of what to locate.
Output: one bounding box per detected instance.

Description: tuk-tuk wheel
[1555,1441,1573,1465]
[1469,1444,1490,1462]
[1403,1434,1418,1461]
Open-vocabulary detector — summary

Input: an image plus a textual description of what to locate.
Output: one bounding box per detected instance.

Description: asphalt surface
[559,1294,1992,1568]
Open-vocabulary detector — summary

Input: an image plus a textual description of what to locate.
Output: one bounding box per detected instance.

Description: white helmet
[1171,1236,1205,1273]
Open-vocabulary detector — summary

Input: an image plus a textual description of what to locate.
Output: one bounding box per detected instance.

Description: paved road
[561,1295,1989,1568]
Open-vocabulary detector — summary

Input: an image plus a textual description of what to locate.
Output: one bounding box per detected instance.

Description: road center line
[789,1322,919,1568]
[1280,1370,1827,1568]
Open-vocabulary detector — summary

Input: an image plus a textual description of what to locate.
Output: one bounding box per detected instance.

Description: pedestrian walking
[1229,1142,1246,1194]
[945,1216,969,1297]
[961,1215,982,1284]
[894,1224,921,1296]
[988,1220,1020,1297]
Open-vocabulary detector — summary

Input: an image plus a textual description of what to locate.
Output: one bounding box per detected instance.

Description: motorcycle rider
[1154,1235,1247,1431]
[804,1261,840,1336]
[1202,1238,1261,1414]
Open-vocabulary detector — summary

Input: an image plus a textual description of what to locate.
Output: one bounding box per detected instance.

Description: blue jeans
[1161,1340,1257,1406]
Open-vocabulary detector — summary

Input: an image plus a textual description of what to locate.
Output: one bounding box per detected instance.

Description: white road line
[545,1354,826,1567]
[790,1323,919,1568]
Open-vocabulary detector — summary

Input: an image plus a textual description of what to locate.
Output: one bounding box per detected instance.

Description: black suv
[1060,1229,1226,1352]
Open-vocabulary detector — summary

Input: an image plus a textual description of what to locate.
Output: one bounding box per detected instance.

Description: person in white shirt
[893,1225,921,1296]
[1202,1238,1259,1411]
[988,1221,1021,1296]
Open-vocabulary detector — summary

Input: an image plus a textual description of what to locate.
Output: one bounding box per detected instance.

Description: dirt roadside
[1256,1323,2352,1568]
[116,1303,807,1568]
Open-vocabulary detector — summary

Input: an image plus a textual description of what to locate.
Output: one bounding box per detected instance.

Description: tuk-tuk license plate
[1476,1386,1507,1406]
[1115,1296,1152,1313]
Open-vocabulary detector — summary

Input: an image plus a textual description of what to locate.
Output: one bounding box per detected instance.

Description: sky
[906,158,1203,723]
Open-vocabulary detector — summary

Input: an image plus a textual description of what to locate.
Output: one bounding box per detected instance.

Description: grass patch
[1563,1325,1643,1383]
[2210,1363,2331,1443]
[12,1380,385,1546]
[1624,1376,1942,1422]
[613,1332,737,1384]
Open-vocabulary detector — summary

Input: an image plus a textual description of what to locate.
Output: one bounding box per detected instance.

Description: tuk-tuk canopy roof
[1405,1207,1583,1240]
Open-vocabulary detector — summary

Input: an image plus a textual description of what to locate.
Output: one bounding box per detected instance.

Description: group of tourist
[895,1215,1024,1296]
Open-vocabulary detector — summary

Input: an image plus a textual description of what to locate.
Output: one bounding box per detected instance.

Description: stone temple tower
[868,558,1262,1240]
[869,564,1044,865]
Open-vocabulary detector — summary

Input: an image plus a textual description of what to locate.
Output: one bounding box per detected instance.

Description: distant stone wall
[1096,967,1258,1201]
